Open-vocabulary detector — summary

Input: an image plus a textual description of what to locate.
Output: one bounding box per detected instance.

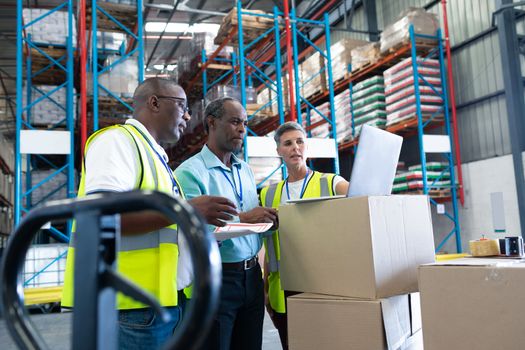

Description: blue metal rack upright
[15,1,75,243]
[408,26,461,253]
[201,49,237,103]
[90,0,144,131]
[235,4,286,186]
[345,25,461,252]
[290,10,339,174]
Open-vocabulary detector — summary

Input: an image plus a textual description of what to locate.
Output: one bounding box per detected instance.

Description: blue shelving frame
[235,4,286,187]
[290,10,339,174]
[410,26,461,253]
[15,1,75,244]
[90,0,144,131]
[346,25,461,252]
[202,49,237,101]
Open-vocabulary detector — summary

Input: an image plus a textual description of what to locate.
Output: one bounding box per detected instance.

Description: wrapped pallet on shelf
[22,8,77,46]
[214,8,274,47]
[350,75,387,138]
[380,7,439,54]
[248,157,282,186]
[330,38,369,82]
[384,57,443,127]
[300,52,327,100]
[23,85,77,127]
[333,90,352,143]
[350,42,380,73]
[392,162,451,198]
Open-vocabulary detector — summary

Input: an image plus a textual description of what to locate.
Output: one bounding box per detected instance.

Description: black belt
[222,256,258,271]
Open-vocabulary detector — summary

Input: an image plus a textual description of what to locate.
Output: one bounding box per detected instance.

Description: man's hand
[188,196,238,227]
[239,207,278,228]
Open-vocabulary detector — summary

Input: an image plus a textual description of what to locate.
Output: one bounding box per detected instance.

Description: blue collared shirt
[174,144,261,262]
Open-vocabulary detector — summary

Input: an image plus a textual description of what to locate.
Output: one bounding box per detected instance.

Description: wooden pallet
[381,38,437,57]
[350,60,379,76]
[386,114,444,133]
[26,46,68,85]
[214,9,274,46]
[304,88,326,101]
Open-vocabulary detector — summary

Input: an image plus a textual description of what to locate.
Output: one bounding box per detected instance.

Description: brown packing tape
[469,239,500,257]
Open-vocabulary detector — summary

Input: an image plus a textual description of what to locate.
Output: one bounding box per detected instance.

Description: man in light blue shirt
[175,97,277,350]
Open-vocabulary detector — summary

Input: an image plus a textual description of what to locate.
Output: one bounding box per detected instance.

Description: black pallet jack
[0,190,221,350]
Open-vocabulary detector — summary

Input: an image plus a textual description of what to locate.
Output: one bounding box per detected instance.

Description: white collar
[126,119,169,162]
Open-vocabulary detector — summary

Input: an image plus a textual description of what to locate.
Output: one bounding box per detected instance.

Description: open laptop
[287,125,402,203]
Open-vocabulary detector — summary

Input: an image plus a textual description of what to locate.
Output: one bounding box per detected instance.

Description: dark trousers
[269,291,300,350]
[201,262,265,350]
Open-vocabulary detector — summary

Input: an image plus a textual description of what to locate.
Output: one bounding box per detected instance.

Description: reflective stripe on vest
[62,124,181,310]
[262,172,334,273]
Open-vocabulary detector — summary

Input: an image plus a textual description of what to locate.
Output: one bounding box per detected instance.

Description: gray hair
[203,97,238,133]
[274,121,306,145]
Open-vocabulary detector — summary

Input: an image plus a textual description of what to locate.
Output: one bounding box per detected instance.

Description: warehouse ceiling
[0,0,320,139]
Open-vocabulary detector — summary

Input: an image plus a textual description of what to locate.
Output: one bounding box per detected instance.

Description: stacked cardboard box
[350,76,387,138]
[330,38,369,82]
[280,196,435,349]
[392,162,451,196]
[350,42,380,72]
[380,8,439,54]
[23,85,77,127]
[419,258,525,350]
[384,57,443,126]
[300,52,327,99]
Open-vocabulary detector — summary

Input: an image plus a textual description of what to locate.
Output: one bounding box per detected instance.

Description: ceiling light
[145,22,220,34]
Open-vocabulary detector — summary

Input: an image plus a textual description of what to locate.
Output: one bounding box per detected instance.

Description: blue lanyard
[285,168,310,200]
[219,166,243,211]
[130,125,180,196]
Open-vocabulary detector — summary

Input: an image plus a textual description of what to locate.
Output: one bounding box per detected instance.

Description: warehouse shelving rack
[291,9,339,174]
[174,4,340,186]
[85,0,144,133]
[15,0,75,245]
[340,25,461,253]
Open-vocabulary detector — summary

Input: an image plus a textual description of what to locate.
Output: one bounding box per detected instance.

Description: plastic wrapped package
[352,76,384,91]
[386,104,442,126]
[22,9,77,46]
[384,75,442,96]
[23,85,77,126]
[193,32,233,56]
[351,84,384,101]
[300,52,327,98]
[380,7,439,54]
[353,110,387,126]
[386,94,443,114]
[352,93,386,110]
[330,38,369,81]
[350,42,380,72]
[385,85,442,105]
[249,157,283,186]
[384,57,440,78]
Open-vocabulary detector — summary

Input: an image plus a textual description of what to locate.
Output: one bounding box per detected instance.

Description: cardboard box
[279,196,435,299]
[419,258,525,350]
[288,293,423,350]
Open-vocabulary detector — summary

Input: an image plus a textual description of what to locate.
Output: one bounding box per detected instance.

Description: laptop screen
[347,125,403,197]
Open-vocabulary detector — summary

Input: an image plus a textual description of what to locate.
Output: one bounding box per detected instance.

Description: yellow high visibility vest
[62,124,184,310]
[260,171,335,313]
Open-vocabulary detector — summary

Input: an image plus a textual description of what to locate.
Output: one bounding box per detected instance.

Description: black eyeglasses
[156,95,192,116]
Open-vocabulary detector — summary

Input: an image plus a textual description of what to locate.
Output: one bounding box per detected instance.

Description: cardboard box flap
[289,292,380,303]
[381,295,411,350]
[421,257,525,267]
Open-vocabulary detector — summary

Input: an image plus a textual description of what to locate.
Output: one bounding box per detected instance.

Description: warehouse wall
[432,152,525,253]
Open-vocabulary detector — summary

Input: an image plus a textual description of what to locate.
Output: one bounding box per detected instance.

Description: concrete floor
[0,309,282,350]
